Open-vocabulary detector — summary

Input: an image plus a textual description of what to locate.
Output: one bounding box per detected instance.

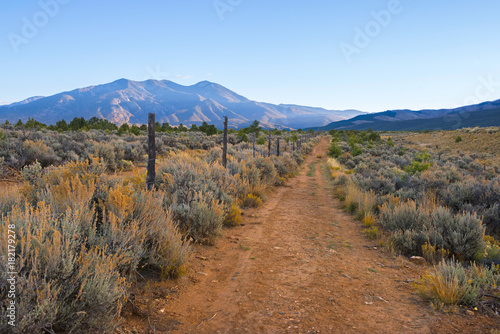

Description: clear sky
[1,0,499,112]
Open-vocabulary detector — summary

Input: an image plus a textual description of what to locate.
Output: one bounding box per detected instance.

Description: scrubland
[327,128,500,314]
[0,124,316,333]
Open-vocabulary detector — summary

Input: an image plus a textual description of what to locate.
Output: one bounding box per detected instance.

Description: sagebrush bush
[413,260,500,307]
[430,207,485,261]
[156,152,247,243]
[379,200,485,260]
[0,160,190,333]
[379,200,427,234]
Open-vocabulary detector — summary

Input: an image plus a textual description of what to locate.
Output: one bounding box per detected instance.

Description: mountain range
[0,79,364,130]
[314,99,500,131]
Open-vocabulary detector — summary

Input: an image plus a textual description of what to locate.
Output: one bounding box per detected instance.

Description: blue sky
[1,0,499,112]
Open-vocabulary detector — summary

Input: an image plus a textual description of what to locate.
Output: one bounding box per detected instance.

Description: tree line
[6,117,314,139]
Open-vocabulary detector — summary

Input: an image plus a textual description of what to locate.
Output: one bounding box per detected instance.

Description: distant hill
[312,99,500,131]
[0,79,365,129]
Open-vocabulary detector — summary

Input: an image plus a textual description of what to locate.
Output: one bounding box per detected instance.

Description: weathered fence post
[252,134,256,158]
[268,128,271,157]
[222,116,228,168]
[146,113,156,191]
[276,137,280,157]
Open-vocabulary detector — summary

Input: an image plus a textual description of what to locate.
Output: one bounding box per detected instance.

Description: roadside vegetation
[326,128,500,314]
[0,119,318,333]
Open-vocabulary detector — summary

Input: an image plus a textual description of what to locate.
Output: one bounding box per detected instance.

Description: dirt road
[123,138,498,333]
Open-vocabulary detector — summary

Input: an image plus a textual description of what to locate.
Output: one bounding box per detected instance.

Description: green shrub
[351,144,363,157]
[387,137,394,147]
[328,141,343,158]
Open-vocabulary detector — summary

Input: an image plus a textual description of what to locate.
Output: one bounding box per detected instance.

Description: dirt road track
[123,137,499,333]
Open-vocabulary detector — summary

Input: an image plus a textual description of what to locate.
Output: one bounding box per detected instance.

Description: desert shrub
[328,141,343,158]
[483,203,500,235]
[430,208,485,261]
[253,156,278,185]
[380,201,485,260]
[0,203,128,334]
[170,196,223,245]
[93,141,118,169]
[22,139,61,167]
[156,152,250,243]
[414,260,500,308]
[422,243,450,265]
[0,185,21,215]
[350,144,363,157]
[443,179,484,211]
[242,194,263,208]
[363,226,380,240]
[0,159,190,333]
[224,203,243,227]
[334,174,349,186]
[379,200,427,234]
[131,191,190,277]
[475,236,500,261]
[337,152,352,165]
[271,155,297,178]
[345,182,375,219]
[362,212,376,227]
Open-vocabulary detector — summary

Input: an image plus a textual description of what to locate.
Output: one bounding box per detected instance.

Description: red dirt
[120,138,499,333]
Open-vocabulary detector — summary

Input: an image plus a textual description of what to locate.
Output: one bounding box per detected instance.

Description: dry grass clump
[344,182,376,219]
[242,194,264,208]
[413,260,500,308]
[224,203,243,227]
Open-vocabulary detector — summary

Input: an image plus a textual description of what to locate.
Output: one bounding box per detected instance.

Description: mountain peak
[0,79,366,129]
[194,80,216,86]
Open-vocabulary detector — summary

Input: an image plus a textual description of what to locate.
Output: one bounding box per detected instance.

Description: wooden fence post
[146,113,156,191]
[268,128,271,157]
[222,116,228,168]
[253,134,256,158]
